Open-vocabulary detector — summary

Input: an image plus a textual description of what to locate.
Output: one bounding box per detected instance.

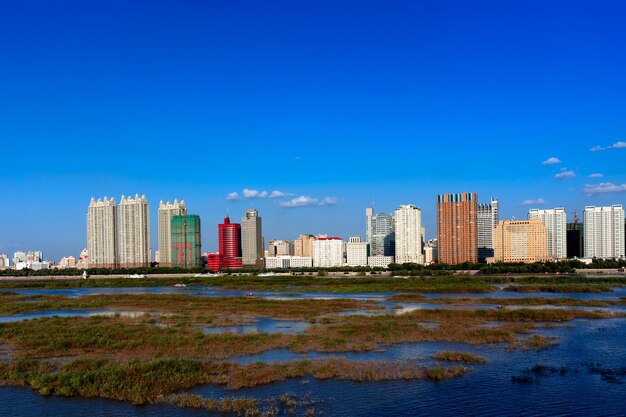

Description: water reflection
[203,318,310,335]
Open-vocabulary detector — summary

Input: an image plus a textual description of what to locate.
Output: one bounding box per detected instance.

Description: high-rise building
[583,205,625,259]
[241,209,263,267]
[313,237,344,267]
[394,205,424,265]
[12,251,26,266]
[528,208,567,260]
[566,211,583,259]
[267,240,294,257]
[158,199,187,267]
[118,194,151,268]
[365,208,395,257]
[437,193,478,264]
[294,234,316,257]
[218,216,243,269]
[346,236,369,267]
[0,254,9,268]
[171,215,202,268]
[87,197,118,268]
[477,198,499,261]
[490,219,551,263]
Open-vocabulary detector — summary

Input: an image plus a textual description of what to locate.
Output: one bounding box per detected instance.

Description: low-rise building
[368,256,394,268]
[265,256,313,269]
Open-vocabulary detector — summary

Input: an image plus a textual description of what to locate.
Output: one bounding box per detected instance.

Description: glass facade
[171,215,202,268]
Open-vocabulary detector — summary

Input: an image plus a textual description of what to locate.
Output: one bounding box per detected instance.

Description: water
[203,317,310,335]
[2,286,626,415]
[0,309,148,323]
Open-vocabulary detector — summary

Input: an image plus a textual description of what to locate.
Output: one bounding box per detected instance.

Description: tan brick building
[489,219,552,263]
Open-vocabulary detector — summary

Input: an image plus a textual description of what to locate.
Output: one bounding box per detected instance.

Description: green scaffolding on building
[171,215,202,268]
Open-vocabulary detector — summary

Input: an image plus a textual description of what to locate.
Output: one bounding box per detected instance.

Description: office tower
[365,208,395,257]
[491,219,551,263]
[267,240,294,257]
[241,209,263,267]
[218,216,242,268]
[567,210,583,258]
[118,194,151,268]
[170,215,202,268]
[477,198,499,261]
[346,236,369,267]
[528,208,567,260]
[583,205,625,259]
[158,199,187,267]
[313,237,344,267]
[294,234,316,257]
[394,205,424,264]
[87,197,118,268]
[436,193,478,264]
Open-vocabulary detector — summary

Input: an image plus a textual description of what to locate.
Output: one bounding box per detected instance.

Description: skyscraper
[365,208,395,257]
[158,199,187,267]
[241,209,264,267]
[437,192,478,264]
[528,208,567,260]
[583,205,625,259]
[171,214,202,268]
[394,205,424,264]
[87,197,118,268]
[218,216,242,268]
[118,194,150,268]
[491,219,551,263]
[477,198,499,262]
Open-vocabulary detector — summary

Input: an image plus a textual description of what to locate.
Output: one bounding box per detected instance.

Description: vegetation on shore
[503,285,614,293]
[432,351,486,364]
[0,357,468,405]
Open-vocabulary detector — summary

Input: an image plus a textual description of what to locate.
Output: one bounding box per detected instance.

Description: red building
[206,253,221,272]
[218,216,243,269]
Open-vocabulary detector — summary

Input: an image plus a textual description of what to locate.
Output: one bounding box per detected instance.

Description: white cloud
[279,195,338,208]
[521,198,545,206]
[542,157,561,165]
[554,168,575,180]
[242,189,268,199]
[319,197,338,206]
[279,196,319,208]
[583,182,626,195]
[590,141,626,151]
[588,173,603,178]
[226,192,240,201]
[269,190,286,198]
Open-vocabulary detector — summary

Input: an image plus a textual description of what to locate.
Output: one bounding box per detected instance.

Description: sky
[1,0,625,262]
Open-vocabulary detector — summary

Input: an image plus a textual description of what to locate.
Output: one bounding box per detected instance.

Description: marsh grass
[0,357,468,405]
[432,351,486,364]
[503,285,614,293]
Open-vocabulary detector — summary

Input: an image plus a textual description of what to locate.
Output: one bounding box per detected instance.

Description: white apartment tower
[528,207,567,260]
[394,205,424,264]
[158,199,187,267]
[313,237,344,267]
[583,205,625,259]
[241,208,263,267]
[477,198,499,261]
[118,194,151,267]
[87,197,119,268]
[346,236,369,267]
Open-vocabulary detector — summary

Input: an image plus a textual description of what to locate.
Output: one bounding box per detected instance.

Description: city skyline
[1,1,626,261]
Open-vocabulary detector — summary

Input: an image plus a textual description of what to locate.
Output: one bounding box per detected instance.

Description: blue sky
[1,0,625,261]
